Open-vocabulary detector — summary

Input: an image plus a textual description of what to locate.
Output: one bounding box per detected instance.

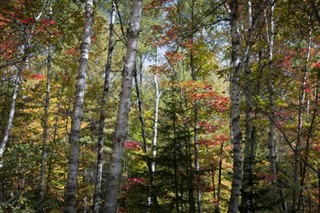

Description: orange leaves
[165,51,184,64]
[149,64,171,75]
[64,47,78,56]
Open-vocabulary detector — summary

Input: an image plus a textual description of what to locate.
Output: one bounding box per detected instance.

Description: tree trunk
[40,44,52,204]
[265,1,278,210]
[0,61,25,164]
[216,141,224,213]
[151,74,161,207]
[228,0,243,212]
[240,1,255,211]
[134,64,159,210]
[93,2,115,212]
[298,28,312,212]
[64,1,94,212]
[103,1,142,212]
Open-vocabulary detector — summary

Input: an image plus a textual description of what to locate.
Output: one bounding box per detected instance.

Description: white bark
[228,1,242,212]
[103,1,142,212]
[64,1,94,212]
[93,2,115,212]
[40,44,52,201]
[151,74,162,176]
[265,1,277,209]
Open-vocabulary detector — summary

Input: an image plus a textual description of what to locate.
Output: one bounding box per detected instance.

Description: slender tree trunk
[189,1,202,211]
[0,60,25,164]
[240,1,255,211]
[151,74,162,208]
[298,28,312,212]
[215,141,224,213]
[265,1,278,210]
[134,64,159,210]
[64,1,94,212]
[40,44,52,205]
[103,1,142,212]
[93,2,115,212]
[228,0,243,212]
[292,25,310,213]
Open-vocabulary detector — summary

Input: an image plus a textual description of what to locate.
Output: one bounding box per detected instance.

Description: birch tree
[63,0,94,212]
[103,0,142,212]
[93,1,115,212]
[227,0,242,212]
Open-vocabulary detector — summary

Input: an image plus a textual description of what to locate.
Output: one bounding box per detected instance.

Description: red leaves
[257,172,276,183]
[313,145,320,152]
[313,62,320,68]
[18,17,35,24]
[22,70,45,81]
[180,80,230,112]
[41,18,56,26]
[124,140,140,151]
[127,177,144,184]
[29,73,44,80]
[305,87,311,93]
[122,177,145,191]
[199,139,219,147]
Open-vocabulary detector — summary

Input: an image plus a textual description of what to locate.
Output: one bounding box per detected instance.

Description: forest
[0,0,320,212]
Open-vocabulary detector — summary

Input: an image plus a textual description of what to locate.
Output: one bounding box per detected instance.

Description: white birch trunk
[151,74,161,179]
[265,2,277,209]
[228,1,242,212]
[64,1,94,212]
[103,1,142,212]
[93,2,115,212]
[40,44,52,201]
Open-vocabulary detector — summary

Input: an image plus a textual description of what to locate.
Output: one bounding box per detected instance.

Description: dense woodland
[0,0,320,212]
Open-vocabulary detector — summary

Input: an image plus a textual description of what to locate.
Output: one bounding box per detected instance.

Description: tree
[64,0,94,212]
[93,1,115,212]
[103,0,142,212]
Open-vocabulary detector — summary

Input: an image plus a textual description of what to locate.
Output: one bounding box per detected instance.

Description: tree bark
[228,0,243,212]
[103,1,142,212]
[93,2,115,212]
[150,74,161,208]
[298,28,312,212]
[240,1,255,211]
[265,1,278,210]
[64,1,94,212]
[40,43,52,204]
